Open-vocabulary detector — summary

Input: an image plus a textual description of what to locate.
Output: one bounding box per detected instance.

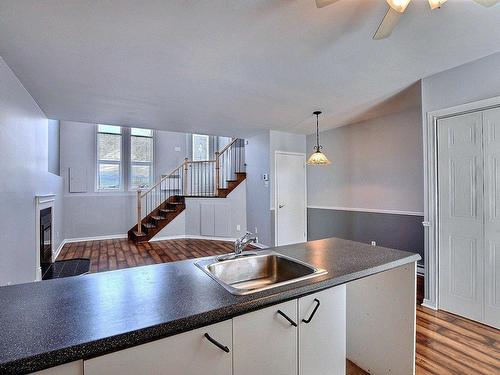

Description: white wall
[0,57,64,285]
[422,52,500,114]
[307,108,424,213]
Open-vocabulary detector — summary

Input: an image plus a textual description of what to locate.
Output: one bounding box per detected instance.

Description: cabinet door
[233,300,297,375]
[298,285,346,375]
[84,320,232,375]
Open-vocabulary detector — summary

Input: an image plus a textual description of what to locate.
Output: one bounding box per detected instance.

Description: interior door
[483,108,500,328]
[276,152,306,246]
[438,112,484,322]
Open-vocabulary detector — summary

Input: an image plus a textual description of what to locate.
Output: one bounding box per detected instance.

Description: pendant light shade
[307,111,331,165]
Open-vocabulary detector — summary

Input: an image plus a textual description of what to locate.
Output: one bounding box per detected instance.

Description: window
[130,128,154,189]
[192,134,209,161]
[97,125,122,190]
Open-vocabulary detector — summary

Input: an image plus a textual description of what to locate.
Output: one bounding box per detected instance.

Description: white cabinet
[233,300,298,375]
[84,320,232,375]
[298,285,346,375]
[32,361,83,375]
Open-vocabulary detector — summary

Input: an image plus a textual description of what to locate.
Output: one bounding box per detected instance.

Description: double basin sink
[195,250,327,295]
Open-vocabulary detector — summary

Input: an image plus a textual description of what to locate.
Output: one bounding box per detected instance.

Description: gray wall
[60,121,187,239]
[307,108,423,212]
[60,121,246,240]
[308,208,424,263]
[422,52,500,114]
[245,131,271,246]
[47,119,60,176]
[306,107,424,262]
[0,57,63,285]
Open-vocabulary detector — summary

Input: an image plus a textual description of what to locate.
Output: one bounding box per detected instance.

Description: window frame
[129,128,155,191]
[96,125,123,192]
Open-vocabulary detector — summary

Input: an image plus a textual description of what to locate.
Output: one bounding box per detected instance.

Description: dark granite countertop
[0,237,420,374]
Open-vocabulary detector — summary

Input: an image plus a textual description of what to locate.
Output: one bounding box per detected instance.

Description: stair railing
[135,138,245,235]
[136,162,185,235]
[215,138,245,193]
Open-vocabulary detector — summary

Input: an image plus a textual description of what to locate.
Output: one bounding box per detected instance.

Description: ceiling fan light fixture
[307,111,331,166]
[386,0,411,13]
[428,0,447,9]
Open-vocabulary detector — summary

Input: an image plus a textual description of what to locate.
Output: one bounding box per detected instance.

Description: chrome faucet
[217,232,257,261]
[234,231,257,256]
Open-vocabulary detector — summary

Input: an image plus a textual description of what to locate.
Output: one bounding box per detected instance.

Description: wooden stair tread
[133,231,147,237]
[167,202,183,205]
[143,223,156,229]
[159,208,175,213]
[151,215,166,221]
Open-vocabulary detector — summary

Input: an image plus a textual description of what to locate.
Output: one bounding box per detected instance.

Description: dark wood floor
[57,238,241,273]
[58,239,499,375]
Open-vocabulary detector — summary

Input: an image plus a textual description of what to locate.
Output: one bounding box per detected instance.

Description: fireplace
[35,195,55,281]
[40,207,53,274]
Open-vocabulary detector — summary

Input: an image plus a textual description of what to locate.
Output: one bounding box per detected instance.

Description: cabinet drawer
[84,320,232,375]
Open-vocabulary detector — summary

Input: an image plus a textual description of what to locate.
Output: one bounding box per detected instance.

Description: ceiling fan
[315,0,500,40]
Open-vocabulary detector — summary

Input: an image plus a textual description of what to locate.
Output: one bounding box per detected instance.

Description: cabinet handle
[302,298,321,324]
[277,310,297,327]
[204,333,230,353]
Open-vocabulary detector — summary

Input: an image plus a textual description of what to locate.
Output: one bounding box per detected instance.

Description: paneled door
[275,152,306,246]
[438,112,484,323]
[483,108,500,328]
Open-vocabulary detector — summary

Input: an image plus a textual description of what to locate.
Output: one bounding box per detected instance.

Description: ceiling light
[386,0,411,13]
[307,111,331,166]
[428,0,447,9]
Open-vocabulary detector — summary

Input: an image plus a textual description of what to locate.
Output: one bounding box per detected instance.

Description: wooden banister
[217,138,238,156]
[137,189,142,235]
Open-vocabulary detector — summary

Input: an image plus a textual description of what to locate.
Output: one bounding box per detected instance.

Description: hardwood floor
[56,238,242,273]
[58,239,499,374]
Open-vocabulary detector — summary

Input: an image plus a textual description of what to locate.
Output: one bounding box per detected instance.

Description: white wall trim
[423,94,500,311]
[307,205,424,217]
[274,151,307,247]
[52,239,67,262]
[35,195,56,281]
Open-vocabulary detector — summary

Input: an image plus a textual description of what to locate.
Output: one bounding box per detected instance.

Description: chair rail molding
[422,95,500,310]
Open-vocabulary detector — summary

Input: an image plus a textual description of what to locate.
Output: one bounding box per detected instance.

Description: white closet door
[438,112,484,322]
[483,108,500,328]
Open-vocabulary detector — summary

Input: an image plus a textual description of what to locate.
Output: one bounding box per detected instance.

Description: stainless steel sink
[195,251,327,295]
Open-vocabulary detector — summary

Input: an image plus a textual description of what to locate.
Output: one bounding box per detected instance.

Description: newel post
[215,151,220,196]
[183,158,189,196]
[136,189,142,235]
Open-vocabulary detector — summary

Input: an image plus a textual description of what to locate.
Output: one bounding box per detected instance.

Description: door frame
[423,95,500,310]
[274,151,307,247]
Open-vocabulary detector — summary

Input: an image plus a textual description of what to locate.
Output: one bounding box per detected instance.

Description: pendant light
[307,111,331,165]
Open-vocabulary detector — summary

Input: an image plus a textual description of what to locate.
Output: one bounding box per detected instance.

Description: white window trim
[95,125,124,192]
[129,129,155,191]
[95,126,155,192]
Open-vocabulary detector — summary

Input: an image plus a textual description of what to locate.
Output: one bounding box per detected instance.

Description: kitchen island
[0,237,420,374]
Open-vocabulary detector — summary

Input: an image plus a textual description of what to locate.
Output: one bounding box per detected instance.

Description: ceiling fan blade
[315,0,340,8]
[473,0,500,6]
[373,7,402,40]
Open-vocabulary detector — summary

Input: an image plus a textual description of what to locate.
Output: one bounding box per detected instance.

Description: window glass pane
[131,128,152,137]
[130,165,151,189]
[98,164,120,189]
[98,133,121,161]
[131,136,153,162]
[192,134,209,161]
[98,124,121,134]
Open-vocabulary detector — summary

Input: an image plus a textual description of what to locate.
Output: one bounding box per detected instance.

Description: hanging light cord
[315,112,322,151]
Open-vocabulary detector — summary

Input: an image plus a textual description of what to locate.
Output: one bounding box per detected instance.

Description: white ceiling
[0,0,499,137]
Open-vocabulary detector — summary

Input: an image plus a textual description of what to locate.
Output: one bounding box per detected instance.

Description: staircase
[128,138,245,243]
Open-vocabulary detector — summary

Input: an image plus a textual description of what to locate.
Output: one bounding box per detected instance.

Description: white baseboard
[64,234,128,243]
[422,299,437,310]
[52,239,67,262]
